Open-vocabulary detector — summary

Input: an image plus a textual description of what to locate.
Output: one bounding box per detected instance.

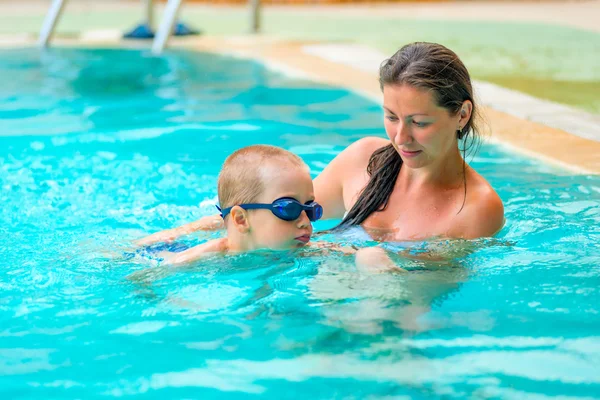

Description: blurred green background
[1,4,598,114]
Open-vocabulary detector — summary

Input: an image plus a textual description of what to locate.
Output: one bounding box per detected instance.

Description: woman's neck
[399,146,465,190]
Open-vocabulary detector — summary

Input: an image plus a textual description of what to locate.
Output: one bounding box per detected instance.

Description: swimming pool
[1,48,599,398]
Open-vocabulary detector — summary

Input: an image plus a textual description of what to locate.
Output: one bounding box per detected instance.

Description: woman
[316,42,503,241]
[137,42,504,248]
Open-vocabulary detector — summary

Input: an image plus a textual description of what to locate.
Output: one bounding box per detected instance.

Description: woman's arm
[135,214,224,246]
[314,137,389,220]
[449,182,505,240]
[313,157,346,220]
[355,247,408,273]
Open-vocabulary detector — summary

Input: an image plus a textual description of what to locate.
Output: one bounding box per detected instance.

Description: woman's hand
[307,241,357,255]
[355,247,407,273]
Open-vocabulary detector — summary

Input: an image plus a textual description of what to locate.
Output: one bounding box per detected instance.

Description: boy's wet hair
[218,145,307,211]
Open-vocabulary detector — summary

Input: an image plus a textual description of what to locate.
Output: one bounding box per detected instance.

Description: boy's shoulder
[206,237,229,253]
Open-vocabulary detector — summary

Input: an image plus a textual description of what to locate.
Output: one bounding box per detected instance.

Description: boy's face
[245,164,315,250]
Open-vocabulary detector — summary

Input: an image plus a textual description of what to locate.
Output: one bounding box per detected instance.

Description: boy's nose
[296,211,310,228]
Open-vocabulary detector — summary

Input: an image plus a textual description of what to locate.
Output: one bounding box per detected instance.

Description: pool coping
[189,37,600,175]
[2,33,599,174]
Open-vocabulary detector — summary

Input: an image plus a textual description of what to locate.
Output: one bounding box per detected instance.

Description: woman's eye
[385,115,398,121]
[413,121,429,128]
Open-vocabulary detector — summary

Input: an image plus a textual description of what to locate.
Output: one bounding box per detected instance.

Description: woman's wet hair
[338,42,481,228]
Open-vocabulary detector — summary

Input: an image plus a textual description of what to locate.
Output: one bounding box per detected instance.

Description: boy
[138,144,324,268]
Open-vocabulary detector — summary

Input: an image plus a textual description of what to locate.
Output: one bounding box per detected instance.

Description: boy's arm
[135,214,224,246]
[126,238,228,283]
[162,237,228,268]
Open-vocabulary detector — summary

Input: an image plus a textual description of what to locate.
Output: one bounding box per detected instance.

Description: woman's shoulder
[459,170,505,238]
[341,136,390,163]
[324,137,390,174]
[349,136,390,153]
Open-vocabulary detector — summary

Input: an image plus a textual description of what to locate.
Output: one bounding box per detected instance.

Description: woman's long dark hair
[338,42,482,228]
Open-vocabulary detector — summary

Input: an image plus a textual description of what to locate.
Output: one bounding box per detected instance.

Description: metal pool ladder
[38,0,262,55]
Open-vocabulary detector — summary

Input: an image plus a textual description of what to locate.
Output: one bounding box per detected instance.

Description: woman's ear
[460,100,473,125]
[230,206,251,233]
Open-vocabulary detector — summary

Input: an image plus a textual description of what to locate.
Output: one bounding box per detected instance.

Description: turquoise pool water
[1,48,599,399]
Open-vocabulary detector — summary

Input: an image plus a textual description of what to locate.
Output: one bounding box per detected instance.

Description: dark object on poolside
[173,22,201,36]
[123,22,201,39]
[123,23,155,39]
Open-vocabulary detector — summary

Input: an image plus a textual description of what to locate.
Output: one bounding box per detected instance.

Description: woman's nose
[394,122,412,145]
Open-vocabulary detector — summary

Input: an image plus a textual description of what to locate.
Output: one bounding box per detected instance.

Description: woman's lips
[295,235,311,244]
[399,149,422,158]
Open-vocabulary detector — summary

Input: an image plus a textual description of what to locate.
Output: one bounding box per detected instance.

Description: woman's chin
[401,157,428,169]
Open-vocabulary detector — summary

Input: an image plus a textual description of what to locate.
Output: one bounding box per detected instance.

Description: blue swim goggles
[217,197,323,222]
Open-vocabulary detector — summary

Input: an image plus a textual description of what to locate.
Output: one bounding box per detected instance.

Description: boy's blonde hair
[218,145,307,210]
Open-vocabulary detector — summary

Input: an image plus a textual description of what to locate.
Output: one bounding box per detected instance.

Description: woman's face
[383,84,465,170]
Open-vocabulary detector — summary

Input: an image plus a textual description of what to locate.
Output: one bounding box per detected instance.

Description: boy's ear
[230,206,251,233]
